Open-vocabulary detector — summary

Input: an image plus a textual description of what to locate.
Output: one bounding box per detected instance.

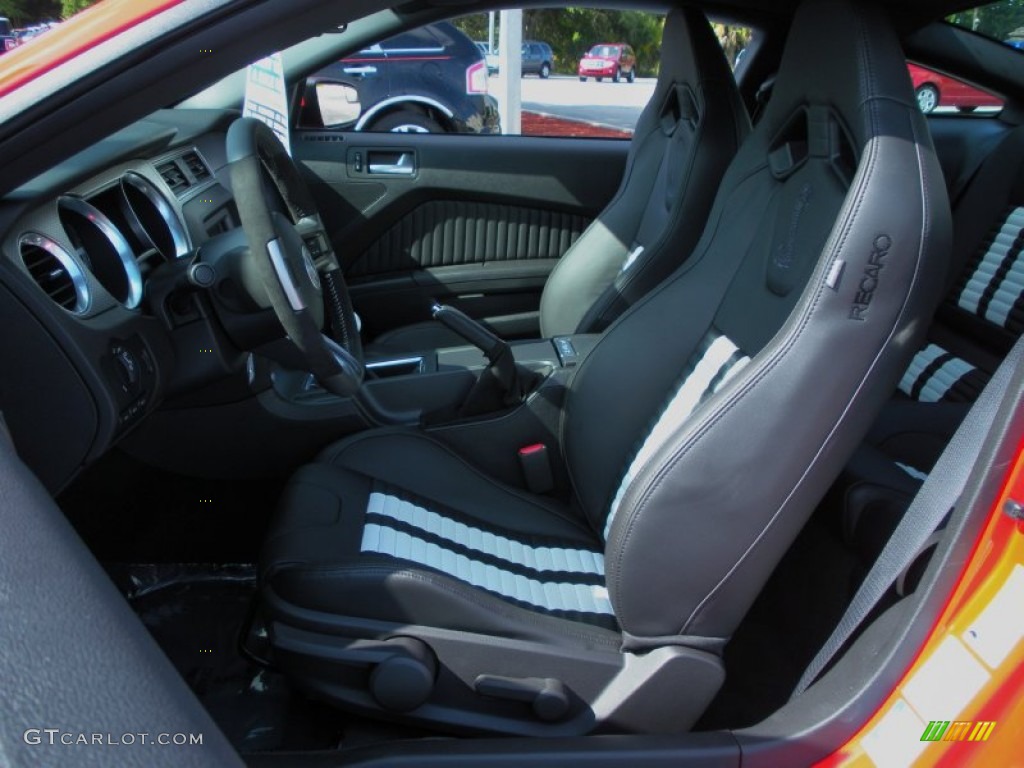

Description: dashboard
[0,110,247,492]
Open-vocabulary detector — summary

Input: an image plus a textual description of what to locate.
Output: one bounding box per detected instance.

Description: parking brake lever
[432,303,508,364]
[431,302,532,411]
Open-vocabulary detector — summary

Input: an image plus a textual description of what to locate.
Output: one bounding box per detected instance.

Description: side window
[461,9,667,139]
[925,0,1024,117]
[295,9,754,139]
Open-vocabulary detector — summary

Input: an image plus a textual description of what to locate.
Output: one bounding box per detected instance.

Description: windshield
[588,45,619,58]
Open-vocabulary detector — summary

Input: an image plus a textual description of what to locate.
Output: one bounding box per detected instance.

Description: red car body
[577,42,637,81]
[908,62,1003,112]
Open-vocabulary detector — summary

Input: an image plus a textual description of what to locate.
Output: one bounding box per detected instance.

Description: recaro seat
[366,7,749,356]
[261,0,949,736]
[835,125,1024,558]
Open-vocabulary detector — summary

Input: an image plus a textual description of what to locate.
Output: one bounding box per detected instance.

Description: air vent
[182,150,211,182]
[157,160,190,195]
[19,234,89,314]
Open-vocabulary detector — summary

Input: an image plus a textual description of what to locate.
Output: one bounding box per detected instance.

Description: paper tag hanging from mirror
[243,53,291,154]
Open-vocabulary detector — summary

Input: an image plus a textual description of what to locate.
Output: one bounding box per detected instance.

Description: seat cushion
[262,429,621,649]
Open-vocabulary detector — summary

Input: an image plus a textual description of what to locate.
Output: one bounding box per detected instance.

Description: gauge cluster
[12,148,212,319]
[0,125,245,492]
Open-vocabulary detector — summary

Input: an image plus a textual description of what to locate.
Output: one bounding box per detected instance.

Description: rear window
[380,26,443,52]
[0,19,11,36]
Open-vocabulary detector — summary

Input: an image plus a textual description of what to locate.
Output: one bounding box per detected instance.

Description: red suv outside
[578,43,637,82]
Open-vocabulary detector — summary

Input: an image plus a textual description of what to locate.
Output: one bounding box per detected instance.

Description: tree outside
[61,0,95,19]
[0,0,61,26]
[947,0,1024,41]
[712,23,751,69]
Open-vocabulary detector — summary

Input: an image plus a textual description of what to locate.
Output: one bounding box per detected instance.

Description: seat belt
[792,333,1024,697]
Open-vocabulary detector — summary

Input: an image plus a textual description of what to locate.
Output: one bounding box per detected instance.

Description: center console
[267,334,600,427]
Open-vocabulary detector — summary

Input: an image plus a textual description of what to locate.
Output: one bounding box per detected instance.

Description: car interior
[1,0,1023,766]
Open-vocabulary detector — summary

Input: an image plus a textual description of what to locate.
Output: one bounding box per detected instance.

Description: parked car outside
[520,40,554,78]
[578,43,637,82]
[908,62,1004,113]
[299,21,499,134]
[474,41,499,74]
[0,17,15,53]
[13,24,54,46]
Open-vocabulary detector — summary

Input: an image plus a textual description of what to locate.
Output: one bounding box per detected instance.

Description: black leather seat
[261,0,950,736]
[367,7,748,356]
[837,125,1024,560]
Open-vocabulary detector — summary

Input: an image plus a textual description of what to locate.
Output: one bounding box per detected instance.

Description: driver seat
[261,0,949,736]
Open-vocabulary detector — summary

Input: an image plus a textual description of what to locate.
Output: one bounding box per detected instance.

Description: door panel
[293,132,629,340]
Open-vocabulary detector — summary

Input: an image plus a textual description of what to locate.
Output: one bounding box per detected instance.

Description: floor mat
[114,564,438,755]
[112,564,343,753]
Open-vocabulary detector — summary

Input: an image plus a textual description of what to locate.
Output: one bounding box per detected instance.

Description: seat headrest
[763,0,916,148]
[658,6,734,89]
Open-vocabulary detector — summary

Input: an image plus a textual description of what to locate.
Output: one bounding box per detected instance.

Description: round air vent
[19,233,90,314]
[120,172,190,261]
[57,196,142,310]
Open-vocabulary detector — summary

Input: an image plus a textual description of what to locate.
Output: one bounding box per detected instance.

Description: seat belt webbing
[792,333,1024,697]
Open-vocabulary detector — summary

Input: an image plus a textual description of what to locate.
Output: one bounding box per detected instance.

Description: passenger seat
[367,7,749,356]
[840,124,1024,560]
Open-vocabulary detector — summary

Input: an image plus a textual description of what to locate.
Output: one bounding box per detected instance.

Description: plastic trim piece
[267,237,306,311]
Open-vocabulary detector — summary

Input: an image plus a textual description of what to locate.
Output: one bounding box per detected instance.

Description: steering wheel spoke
[226,117,363,397]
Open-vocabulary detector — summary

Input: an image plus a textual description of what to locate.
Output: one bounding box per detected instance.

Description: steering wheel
[225,117,363,396]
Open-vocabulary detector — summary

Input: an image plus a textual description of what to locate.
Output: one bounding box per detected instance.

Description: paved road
[491,74,656,132]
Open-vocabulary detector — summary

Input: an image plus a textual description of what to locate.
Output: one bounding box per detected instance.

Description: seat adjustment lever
[474,674,571,722]
[274,626,436,712]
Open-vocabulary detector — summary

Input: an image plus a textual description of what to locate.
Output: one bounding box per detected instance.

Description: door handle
[342,65,377,76]
[368,151,415,176]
